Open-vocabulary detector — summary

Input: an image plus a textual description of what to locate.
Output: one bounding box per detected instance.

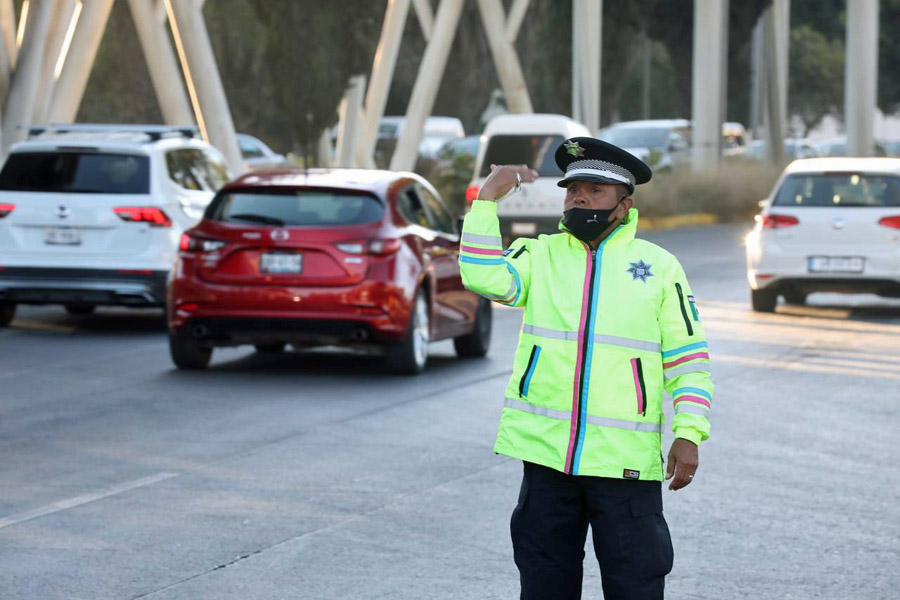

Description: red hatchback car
[166,169,491,373]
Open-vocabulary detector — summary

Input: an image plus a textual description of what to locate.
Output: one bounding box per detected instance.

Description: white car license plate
[807,256,865,273]
[45,227,82,246]
[261,253,302,274]
[511,222,537,235]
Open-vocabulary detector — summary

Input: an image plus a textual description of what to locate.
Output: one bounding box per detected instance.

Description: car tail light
[758,214,799,229]
[0,203,15,218]
[878,216,900,229]
[179,232,226,252]
[335,238,402,256]
[465,185,480,205]
[113,206,171,227]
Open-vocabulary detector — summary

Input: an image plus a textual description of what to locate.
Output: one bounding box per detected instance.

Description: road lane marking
[11,320,77,333]
[0,472,180,530]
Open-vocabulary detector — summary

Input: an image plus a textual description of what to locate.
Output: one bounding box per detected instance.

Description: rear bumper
[167,278,414,344]
[0,267,168,306]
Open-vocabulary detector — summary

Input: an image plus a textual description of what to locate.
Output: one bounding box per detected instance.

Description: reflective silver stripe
[664,362,711,380]
[586,415,663,434]
[461,232,502,246]
[522,324,579,341]
[504,398,662,434]
[593,334,661,353]
[675,404,711,417]
[503,398,570,421]
[484,279,517,301]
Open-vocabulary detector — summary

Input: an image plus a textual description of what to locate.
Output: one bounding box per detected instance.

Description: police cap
[555,136,652,195]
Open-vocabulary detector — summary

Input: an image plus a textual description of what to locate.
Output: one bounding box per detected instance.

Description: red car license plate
[260,253,302,274]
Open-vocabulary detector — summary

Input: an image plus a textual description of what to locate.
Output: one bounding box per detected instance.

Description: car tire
[254,342,286,353]
[65,304,96,315]
[751,289,777,313]
[0,302,15,327]
[783,291,807,305]
[454,297,492,358]
[169,331,212,370]
[385,289,429,375]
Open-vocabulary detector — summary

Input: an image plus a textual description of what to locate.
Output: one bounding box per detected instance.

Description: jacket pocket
[674,283,694,336]
[631,357,648,415]
[518,345,541,398]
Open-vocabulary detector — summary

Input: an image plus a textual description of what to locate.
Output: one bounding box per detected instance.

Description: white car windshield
[774,174,900,207]
[602,128,669,149]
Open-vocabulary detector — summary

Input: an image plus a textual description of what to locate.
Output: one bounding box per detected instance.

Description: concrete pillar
[2,0,52,155]
[761,2,786,165]
[0,0,16,69]
[45,0,113,124]
[571,0,600,131]
[360,0,410,166]
[476,0,533,114]
[749,18,763,139]
[128,0,193,126]
[390,0,465,172]
[335,75,366,168]
[845,0,878,156]
[165,0,241,172]
[33,0,76,123]
[412,0,433,41]
[691,0,728,171]
[317,127,333,168]
[505,0,529,42]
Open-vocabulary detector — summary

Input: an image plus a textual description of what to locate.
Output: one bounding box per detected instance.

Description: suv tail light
[0,203,14,218]
[335,238,402,256]
[878,216,900,229]
[179,232,226,252]
[758,214,799,229]
[113,206,171,227]
[465,185,480,205]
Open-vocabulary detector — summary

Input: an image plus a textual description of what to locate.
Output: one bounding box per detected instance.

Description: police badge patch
[627,260,654,282]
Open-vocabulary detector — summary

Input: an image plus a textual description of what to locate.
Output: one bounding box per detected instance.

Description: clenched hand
[666,438,699,491]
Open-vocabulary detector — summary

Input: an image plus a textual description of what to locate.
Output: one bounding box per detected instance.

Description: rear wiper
[228,213,285,226]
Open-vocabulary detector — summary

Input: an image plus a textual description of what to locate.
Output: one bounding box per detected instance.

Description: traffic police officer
[458,137,713,599]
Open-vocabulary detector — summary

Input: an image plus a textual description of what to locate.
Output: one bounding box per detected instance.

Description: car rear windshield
[773,174,900,207]
[602,127,670,149]
[207,189,384,226]
[479,135,563,177]
[0,151,150,194]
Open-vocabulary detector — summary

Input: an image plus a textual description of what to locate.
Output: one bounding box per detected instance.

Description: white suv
[0,124,231,325]
[745,157,900,311]
[466,114,591,242]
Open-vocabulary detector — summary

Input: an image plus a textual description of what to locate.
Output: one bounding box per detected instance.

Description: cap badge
[564,140,585,157]
[627,260,654,282]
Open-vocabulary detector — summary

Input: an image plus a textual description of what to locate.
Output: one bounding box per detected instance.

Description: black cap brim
[557,173,635,195]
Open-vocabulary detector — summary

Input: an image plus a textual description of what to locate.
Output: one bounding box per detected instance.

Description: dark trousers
[511,462,674,600]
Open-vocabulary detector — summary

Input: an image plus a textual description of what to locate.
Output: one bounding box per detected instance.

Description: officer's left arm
[658,258,713,489]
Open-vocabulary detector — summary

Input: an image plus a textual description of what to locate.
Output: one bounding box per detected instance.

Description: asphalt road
[1,223,898,599]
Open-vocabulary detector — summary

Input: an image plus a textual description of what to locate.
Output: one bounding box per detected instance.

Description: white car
[0,124,232,325]
[466,113,592,241]
[237,133,288,171]
[599,119,692,171]
[745,157,900,312]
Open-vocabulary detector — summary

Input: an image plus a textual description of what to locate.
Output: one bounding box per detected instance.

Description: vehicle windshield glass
[479,135,563,177]
[602,127,669,149]
[208,189,384,226]
[0,152,150,193]
[773,174,900,207]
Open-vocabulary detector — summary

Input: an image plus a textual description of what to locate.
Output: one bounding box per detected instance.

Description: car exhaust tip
[191,324,208,339]
[349,328,368,342]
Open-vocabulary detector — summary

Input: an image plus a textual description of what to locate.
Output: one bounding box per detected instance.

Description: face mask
[562,201,621,243]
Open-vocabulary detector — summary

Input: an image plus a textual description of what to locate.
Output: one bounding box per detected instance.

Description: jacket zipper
[519,345,540,398]
[675,282,694,336]
[632,357,648,415]
[568,247,597,474]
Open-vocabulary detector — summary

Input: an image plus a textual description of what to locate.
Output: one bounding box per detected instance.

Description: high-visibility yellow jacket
[459,200,712,480]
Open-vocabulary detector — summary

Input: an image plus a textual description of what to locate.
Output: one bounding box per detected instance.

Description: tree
[789,25,844,136]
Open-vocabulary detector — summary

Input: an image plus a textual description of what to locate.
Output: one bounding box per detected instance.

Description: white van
[466,114,591,241]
